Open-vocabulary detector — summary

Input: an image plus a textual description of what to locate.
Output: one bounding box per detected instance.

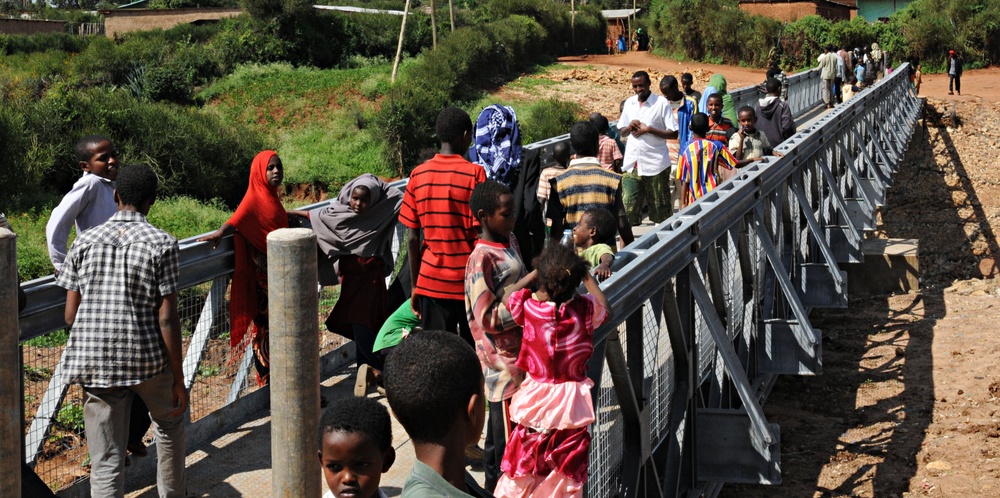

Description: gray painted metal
[13,65,920,497]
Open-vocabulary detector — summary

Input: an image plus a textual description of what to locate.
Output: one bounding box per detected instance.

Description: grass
[200,62,397,191]
[199,63,391,134]
[146,196,232,241]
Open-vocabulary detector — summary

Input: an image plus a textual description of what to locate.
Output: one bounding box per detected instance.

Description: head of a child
[114,164,158,213]
[659,75,683,101]
[706,94,724,121]
[552,141,571,168]
[384,330,485,455]
[350,185,372,215]
[574,208,617,250]
[765,77,781,97]
[264,153,284,189]
[570,121,600,158]
[470,180,515,242]
[318,397,395,498]
[76,135,119,181]
[534,242,589,304]
[435,106,473,155]
[681,73,695,93]
[737,106,757,134]
[690,113,710,139]
[588,112,610,135]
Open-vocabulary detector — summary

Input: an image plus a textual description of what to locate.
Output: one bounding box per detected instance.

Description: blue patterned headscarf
[471,104,522,187]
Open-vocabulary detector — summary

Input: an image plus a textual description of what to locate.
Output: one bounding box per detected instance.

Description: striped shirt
[399,154,486,300]
[55,210,180,388]
[465,235,527,402]
[707,116,735,144]
[549,158,624,229]
[676,139,738,205]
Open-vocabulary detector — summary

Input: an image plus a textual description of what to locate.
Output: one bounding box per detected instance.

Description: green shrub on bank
[5,210,57,282]
[378,2,596,174]
[519,99,583,145]
[146,196,233,240]
[648,0,998,70]
[0,32,91,56]
[0,87,263,212]
[648,0,780,67]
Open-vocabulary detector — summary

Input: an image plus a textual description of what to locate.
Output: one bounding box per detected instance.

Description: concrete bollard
[266,228,321,498]
[0,228,21,498]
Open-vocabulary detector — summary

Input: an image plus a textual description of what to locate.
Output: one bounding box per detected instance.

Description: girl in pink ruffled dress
[495,243,612,497]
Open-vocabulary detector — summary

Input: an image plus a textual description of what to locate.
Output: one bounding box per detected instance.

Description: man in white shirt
[618,71,679,226]
[818,45,840,109]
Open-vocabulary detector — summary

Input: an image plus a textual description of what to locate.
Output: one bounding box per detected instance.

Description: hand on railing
[197,223,235,250]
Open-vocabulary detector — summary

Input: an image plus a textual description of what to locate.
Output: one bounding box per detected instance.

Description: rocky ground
[508,53,1000,497]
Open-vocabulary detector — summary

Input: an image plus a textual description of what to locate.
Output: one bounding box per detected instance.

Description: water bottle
[560,229,574,248]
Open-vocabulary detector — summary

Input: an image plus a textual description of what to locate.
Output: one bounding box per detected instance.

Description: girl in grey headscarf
[312,173,403,394]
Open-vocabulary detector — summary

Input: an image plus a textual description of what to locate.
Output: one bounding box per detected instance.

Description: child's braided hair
[534,242,590,305]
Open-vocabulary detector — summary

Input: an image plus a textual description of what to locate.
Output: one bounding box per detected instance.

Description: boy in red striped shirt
[399,106,486,345]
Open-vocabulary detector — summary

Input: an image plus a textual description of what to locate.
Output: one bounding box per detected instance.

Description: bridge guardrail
[14,64,914,496]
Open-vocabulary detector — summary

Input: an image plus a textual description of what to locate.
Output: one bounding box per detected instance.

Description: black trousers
[949,74,961,94]
[418,296,474,346]
[484,399,512,493]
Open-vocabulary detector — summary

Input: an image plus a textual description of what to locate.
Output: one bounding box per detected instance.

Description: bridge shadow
[722,105,982,496]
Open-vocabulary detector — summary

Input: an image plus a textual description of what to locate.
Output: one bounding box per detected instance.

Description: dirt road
[504,53,1000,496]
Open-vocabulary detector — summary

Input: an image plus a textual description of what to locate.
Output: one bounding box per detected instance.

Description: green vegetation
[24,329,69,348]
[146,197,233,241]
[55,402,85,433]
[378,2,606,173]
[3,0,605,283]
[648,0,1000,71]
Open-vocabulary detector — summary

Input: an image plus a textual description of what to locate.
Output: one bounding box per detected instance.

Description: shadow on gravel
[721,105,974,497]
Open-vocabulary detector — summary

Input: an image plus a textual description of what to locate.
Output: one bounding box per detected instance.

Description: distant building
[855,0,912,21]
[738,0,856,22]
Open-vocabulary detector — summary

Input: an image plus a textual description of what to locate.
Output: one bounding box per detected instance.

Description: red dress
[496,288,609,497]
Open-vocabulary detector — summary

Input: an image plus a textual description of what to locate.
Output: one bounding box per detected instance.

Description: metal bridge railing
[13,64,911,495]
[583,64,920,496]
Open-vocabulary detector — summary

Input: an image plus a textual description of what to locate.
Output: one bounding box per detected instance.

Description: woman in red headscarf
[199,151,307,386]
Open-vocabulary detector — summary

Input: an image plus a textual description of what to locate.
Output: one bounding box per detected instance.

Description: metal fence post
[267,228,321,498]
[1,228,22,497]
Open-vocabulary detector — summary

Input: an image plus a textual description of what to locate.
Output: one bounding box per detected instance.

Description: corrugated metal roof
[312,5,407,15]
[601,8,642,20]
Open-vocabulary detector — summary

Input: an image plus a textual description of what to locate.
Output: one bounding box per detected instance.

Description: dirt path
[501,53,1000,496]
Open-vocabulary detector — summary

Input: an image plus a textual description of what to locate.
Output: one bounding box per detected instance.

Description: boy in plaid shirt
[58,164,187,498]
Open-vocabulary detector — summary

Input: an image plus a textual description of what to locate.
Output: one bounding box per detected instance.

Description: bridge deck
[125,363,487,497]
[119,96,835,494]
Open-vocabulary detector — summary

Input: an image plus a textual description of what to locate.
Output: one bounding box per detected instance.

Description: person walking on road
[818,44,839,109]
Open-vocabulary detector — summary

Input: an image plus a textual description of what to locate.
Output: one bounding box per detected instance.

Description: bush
[781,15,834,68]
[648,0,779,67]
[519,98,582,144]
[0,87,264,211]
[378,13,555,173]
[0,33,91,56]
[339,11,433,60]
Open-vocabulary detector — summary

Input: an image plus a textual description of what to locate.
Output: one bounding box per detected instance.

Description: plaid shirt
[596,135,623,171]
[56,210,180,388]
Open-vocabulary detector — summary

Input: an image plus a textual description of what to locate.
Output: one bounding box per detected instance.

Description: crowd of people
[36,65,811,498]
